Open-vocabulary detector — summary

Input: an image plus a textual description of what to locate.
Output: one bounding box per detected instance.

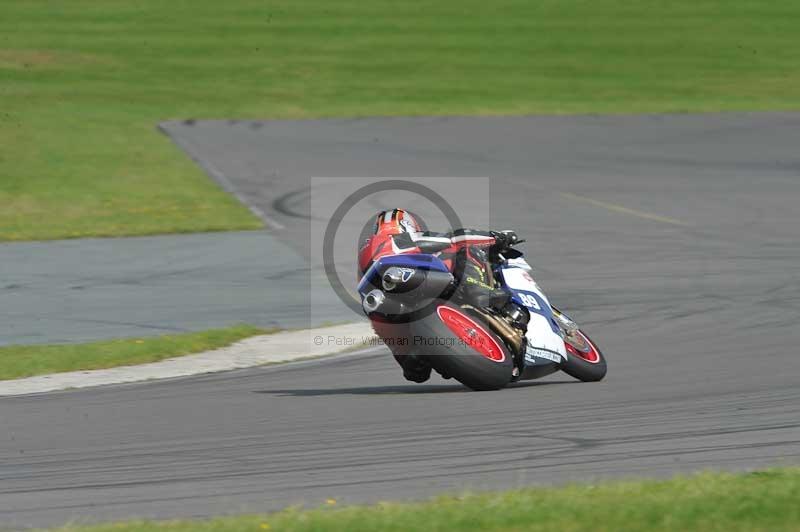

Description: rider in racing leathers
[358,209,523,383]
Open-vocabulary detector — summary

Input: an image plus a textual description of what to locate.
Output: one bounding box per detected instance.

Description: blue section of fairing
[357,254,449,295]
[498,266,561,335]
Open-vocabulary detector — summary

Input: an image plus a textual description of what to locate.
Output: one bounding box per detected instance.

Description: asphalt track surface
[3,113,800,528]
[0,230,343,346]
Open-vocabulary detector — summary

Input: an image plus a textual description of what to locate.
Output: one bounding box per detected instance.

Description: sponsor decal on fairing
[525,346,564,364]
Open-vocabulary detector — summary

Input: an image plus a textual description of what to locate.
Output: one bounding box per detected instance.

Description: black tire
[408,301,514,391]
[559,330,607,382]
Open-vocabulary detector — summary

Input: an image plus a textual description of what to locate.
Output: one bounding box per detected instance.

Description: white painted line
[0,322,376,396]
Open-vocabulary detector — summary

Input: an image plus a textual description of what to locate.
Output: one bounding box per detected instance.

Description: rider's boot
[395,354,432,383]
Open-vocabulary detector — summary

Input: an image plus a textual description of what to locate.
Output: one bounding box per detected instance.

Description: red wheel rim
[564,330,601,364]
[437,306,506,363]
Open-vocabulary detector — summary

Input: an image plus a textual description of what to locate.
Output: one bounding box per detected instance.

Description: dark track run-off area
[2,114,800,528]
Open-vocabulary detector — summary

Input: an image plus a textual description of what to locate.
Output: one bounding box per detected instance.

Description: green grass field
[51,469,800,532]
[0,325,269,381]
[2,0,800,241]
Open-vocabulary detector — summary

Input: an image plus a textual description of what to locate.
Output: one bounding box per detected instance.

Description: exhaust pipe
[381,267,453,296]
[464,305,526,356]
[382,267,408,291]
[362,289,386,314]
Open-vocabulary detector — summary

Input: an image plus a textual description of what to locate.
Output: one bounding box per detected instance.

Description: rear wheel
[409,301,514,391]
[559,329,607,382]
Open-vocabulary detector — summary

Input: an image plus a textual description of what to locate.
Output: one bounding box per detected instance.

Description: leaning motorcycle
[357,239,607,391]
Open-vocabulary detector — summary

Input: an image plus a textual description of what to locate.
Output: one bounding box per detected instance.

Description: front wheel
[559,329,607,382]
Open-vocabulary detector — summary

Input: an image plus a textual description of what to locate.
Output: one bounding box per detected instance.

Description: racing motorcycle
[357,238,607,390]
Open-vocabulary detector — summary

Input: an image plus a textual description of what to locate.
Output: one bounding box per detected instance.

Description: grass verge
[50,468,800,532]
[0,325,270,381]
[3,1,800,241]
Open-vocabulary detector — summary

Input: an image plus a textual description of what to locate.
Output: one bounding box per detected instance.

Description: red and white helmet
[358,209,423,277]
[373,209,422,236]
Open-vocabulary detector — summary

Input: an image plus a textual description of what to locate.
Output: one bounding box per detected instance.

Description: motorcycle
[357,239,607,390]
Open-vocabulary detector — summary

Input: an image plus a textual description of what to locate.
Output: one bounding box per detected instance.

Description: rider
[358,209,523,383]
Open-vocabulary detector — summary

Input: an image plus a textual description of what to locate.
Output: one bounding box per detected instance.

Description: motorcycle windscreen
[500,267,567,362]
